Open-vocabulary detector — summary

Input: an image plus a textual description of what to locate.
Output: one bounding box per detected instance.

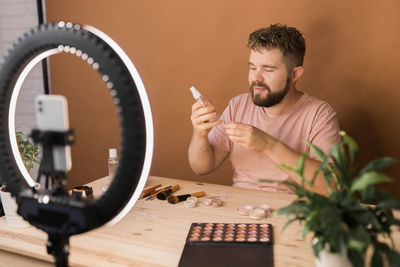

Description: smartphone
[34,95,72,172]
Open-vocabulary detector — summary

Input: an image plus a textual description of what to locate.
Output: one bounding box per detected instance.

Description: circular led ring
[0,22,154,233]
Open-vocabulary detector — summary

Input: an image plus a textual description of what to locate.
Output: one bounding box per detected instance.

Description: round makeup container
[187,197,199,204]
[249,208,266,220]
[237,205,254,216]
[202,198,213,206]
[256,204,271,216]
[211,198,223,207]
[183,199,197,208]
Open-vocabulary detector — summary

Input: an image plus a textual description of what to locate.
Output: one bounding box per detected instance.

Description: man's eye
[265,69,273,72]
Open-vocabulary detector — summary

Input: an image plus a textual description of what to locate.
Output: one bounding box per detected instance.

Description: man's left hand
[224,122,273,153]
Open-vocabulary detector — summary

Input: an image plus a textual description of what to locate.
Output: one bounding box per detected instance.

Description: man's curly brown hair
[248,23,306,70]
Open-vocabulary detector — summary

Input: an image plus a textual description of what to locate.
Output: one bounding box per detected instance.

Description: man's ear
[292,66,304,83]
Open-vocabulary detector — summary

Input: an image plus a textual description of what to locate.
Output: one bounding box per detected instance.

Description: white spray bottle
[189,86,219,122]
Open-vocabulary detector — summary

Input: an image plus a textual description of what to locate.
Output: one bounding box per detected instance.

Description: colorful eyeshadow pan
[186,223,273,245]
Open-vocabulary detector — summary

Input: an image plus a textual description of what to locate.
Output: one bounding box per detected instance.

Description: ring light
[0,22,154,265]
[9,48,60,188]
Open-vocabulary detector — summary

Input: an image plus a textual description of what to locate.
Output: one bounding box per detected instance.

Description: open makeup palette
[179,223,274,267]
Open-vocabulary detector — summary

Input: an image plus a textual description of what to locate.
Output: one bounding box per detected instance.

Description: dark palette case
[179,223,274,267]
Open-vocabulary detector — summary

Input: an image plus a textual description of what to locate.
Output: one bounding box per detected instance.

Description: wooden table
[1,175,397,266]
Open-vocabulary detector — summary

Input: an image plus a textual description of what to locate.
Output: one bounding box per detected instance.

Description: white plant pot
[0,186,30,228]
[315,249,352,267]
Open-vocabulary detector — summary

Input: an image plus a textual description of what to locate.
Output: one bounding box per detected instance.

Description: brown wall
[45,0,400,197]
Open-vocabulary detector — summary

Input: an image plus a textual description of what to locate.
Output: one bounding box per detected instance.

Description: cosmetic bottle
[190,86,219,122]
[108,148,118,179]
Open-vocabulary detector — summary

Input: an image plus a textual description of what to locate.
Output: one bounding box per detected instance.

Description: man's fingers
[208,119,223,128]
[224,122,246,128]
[191,101,204,111]
[195,119,223,131]
[190,100,221,137]
[224,122,252,135]
[226,135,250,149]
[193,112,218,124]
[225,128,244,137]
[224,123,250,137]
[227,135,244,142]
[192,102,215,113]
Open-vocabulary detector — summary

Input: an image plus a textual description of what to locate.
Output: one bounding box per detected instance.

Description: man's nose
[250,70,263,83]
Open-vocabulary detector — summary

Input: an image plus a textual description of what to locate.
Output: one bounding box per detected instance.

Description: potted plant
[0,131,40,227]
[261,131,400,267]
[15,130,41,172]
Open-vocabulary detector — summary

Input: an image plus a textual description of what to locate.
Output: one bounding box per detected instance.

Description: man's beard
[250,75,292,107]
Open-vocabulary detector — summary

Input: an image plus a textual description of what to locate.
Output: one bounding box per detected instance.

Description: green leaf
[311,237,324,258]
[340,131,358,166]
[331,143,347,169]
[308,192,330,207]
[307,141,327,162]
[350,171,392,193]
[278,163,295,172]
[330,143,351,187]
[387,250,400,267]
[348,248,366,267]
[280,181,308,197]
[388,218,400,226]
[375,242,390,252]
[353,209,382,230]
[301,223,310,239]
[336,231,348,257]
[280,217,300,234]
[295,153,311,188]
[360,157,398,176]
[310,167,321,187]
[278,161,311,189]
[318,158,338,192]
[361,188,393,204]
[275,201,310,218]
[295,153,307,177]
[348,239,365,253]
[377,199,400,210]
[302,209,320,238]
[371,250,383,267]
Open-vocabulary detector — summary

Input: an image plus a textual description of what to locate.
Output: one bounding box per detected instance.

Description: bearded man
[188,24,340,195]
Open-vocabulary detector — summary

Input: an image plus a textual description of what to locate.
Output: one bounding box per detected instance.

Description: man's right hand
[190,100,222,137]
[189,100,224,175]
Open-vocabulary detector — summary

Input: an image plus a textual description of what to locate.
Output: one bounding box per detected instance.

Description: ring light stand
[0,22,154,266]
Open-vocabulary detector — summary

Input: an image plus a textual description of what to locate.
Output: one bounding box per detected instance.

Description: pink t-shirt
[208,92,341,193]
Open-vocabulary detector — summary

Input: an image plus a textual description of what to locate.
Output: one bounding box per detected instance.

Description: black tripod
[28,128,75,267]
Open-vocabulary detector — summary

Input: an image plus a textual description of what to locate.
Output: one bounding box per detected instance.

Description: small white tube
[189,86,219,122]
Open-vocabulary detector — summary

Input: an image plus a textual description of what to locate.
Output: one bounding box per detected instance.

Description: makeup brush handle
[171,191,207,203]
[190,191,205,198]
[177,191,206,201]
[169,184,180,194]
[141,184,161,195]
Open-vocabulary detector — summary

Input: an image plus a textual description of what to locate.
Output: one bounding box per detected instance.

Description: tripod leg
[47,233,70,267]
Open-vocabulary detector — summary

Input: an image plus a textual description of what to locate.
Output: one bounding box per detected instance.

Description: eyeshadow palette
[179,223,274,267]
[187,222,272,244]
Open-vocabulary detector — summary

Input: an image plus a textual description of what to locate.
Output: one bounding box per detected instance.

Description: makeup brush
[146,185,171,200]
[140,184,162,199]
[167,191,206,204]
[157,184,180,200]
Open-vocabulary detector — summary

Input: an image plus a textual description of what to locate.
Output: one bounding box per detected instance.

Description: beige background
[45,0,400,197]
